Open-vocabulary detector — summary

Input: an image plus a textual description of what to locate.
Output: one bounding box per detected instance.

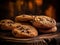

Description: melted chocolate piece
[7,21,13,24]
[21,30,25,32]
[26,31,30,33]
[17,25,21,28]
[2,21,5,23]
[10,21,14,24]
[25,28,29,30]
[7,22,10,23]
[9,24,12,26]
[20,27,24,30]
[18,26,30,33]
[45,18,53,23]
[49,20,53,23]
[39,18,43,21]
[14,31,17,35]
[22,15,25,17]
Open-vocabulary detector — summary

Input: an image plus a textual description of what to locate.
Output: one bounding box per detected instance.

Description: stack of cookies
[0,14,57,38]
[0,18,38,38]
[32,16,57,33]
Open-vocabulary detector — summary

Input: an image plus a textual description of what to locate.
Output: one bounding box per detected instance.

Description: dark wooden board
[0,23,60,45]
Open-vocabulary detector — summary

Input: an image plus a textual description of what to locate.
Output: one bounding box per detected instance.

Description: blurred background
[0,0,59,22]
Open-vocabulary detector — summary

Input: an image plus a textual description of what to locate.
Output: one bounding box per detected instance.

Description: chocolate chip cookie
[39,26,57,33]
[12,24,38,38]
[32,16,56,29]
[12,23,22,30]
[0,19,14,30]
[15,14,35,22]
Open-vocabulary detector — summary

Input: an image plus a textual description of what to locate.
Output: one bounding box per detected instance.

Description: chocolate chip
[45,18,48,21]
[22,15,25,17]
[9,24,12,26]
[26,28,29,30]
[21,30,25,32]
[26,31,30,33]
[46,19,53,23]
[17,26,21,28]
[19,27,24,30]
[10,22,14,24]
[39,18,43,21]
[19,26,30,33]
[2,21,5,23]
[7,22,10,23]
[14,31,17,35]
[50,20,53,22]
[46,19,49,21]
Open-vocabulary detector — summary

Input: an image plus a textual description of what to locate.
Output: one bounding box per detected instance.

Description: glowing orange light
[45,5,56,19]
[35,0,43,6]
[28,1,33,10]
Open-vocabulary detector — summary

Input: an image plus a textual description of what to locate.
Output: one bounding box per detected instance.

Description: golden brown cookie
[12,23,22,30]
[0,19,14,30]
[39,26,57,33]
[12,24,38,38]
[32,16,56,29]
[15,14,35,22]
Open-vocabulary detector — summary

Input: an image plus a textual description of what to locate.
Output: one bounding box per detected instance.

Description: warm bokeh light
[28,1,33,10]
[16,0,24,11]
[8,0,56,19]
[35,0,43,6]
[0,0,59,21]
[45,5,56,19]
[9,2,14,17]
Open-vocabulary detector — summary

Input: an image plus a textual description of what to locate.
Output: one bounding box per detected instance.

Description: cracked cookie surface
[12,24,38,38]
[32,16,56,29]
